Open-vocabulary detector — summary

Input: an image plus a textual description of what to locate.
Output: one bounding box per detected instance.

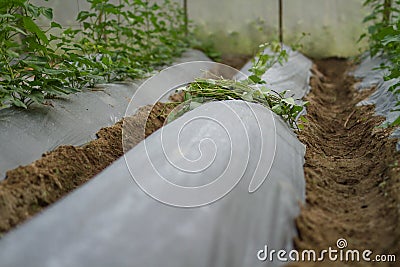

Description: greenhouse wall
[33,0,369,58]
[189,0,369,58]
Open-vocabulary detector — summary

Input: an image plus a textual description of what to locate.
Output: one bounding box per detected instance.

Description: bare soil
[289,59,400,266]
[220,53,252,70]
[0,102,175,236]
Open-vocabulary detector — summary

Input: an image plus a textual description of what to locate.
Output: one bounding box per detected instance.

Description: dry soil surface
[290,59,400,266]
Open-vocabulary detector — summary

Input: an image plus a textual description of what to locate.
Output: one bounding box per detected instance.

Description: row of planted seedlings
[168,43,308,129]
[360,0,400,124]
[0,0,309,236]
[0,0,189,109]
[0,41,308,236]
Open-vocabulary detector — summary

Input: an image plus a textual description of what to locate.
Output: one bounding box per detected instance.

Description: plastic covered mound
[0,46,313,266]
[0,50,211,179]
[352,56,400,149]
[0,100,305,267]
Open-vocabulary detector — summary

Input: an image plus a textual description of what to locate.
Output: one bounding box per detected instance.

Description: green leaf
[51,22,62,29]
[77,11,95,22]
[83,22,91,30]
[189,101,202,110]
[12,98,27,109]
[291,105,304,114]
[363,13,377,23]
[300,116,308,123]
[283,97,295,105]
[42,7,53,20]
[42,68,68,75]
[390,116,400,126]
[7,25,27,35]
[242,92,253,102]
[382,34,400,46]
[29,91,45,104]
[272,104,283,115]
[0,12,14,18]
[184,91,192,101]
[22,16,49,44]
[248,74,262,84]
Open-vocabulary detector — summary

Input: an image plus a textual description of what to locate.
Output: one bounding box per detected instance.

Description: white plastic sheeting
[0,101,305,267]
[352,56,400,149]
[0,50,211,179]
[188,0,368,57]
[0,45,312,267]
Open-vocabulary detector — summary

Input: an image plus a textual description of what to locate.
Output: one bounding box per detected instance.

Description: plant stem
[183,0,188,37]
[3,55,15,80]
[278,0,283,46]
[383,0,392,25]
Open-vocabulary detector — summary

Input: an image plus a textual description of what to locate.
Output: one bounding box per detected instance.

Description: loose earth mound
[0,57,249,237]
[0,102,175,236]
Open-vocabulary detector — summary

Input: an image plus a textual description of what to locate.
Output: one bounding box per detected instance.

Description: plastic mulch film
[0,100,305,267]
[352,56,400,149]
[0,50,211,179]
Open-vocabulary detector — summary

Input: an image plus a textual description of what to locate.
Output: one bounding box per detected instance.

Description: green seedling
[0,0,189,109]
[168,43,308,129]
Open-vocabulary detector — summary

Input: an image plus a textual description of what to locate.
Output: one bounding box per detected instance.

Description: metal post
[279,0,283,46]
[382,0,392,25]
[184,0,188,36]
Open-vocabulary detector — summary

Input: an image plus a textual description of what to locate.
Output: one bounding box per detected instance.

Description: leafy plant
[190,31,222,61]
[360,0,400,125]
[0,0,190,109]
[0,0,79,108]
[168,43,307,129]
[248,42,288,84]
[71,0,189,82]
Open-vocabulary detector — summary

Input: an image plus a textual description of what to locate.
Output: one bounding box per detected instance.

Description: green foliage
[190,29,221,61]
[168,43,307,129]
[0,0,189,109]
[248,42,288,84]
[71,0,189,82]
[0,0,76,108]
[290,32,311,51]
[361,0,400,125]
[190,38,221,62]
